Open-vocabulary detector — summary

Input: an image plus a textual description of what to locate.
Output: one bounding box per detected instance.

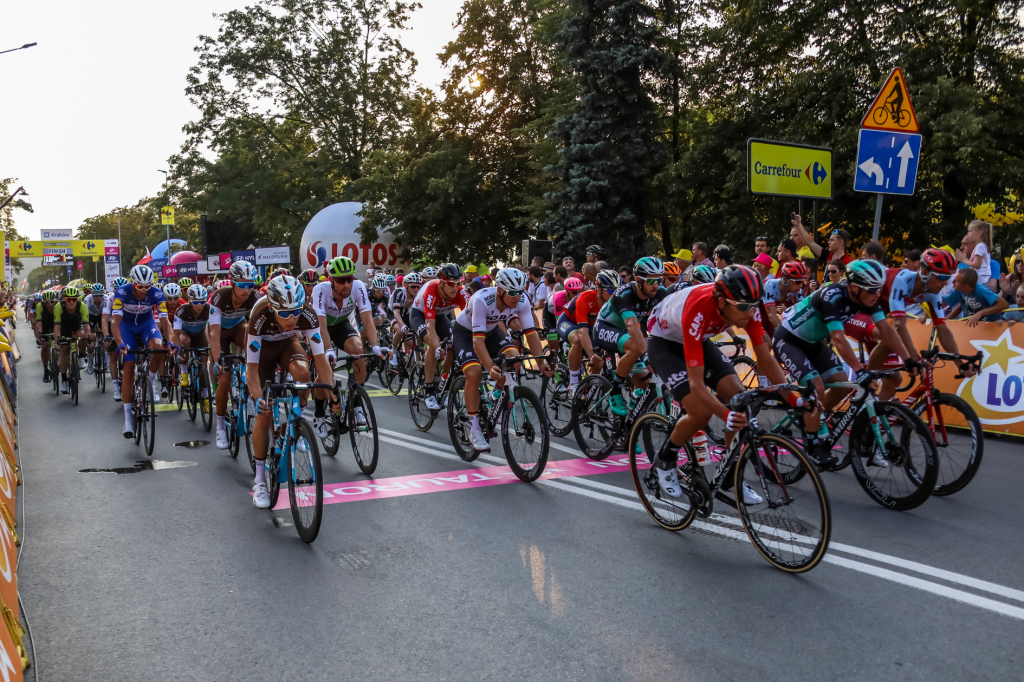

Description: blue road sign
[854,129,922,195]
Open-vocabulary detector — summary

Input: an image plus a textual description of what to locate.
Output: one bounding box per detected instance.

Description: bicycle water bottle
[693,430,714,476]
[490,387,503,405]
[627,387,645,410]
[438,371,449,394]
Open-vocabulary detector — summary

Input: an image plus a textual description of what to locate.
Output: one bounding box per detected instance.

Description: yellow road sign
[161,206,175,225]
[747,139,833,200]
[861,67,920,133]
[8,241,42,258]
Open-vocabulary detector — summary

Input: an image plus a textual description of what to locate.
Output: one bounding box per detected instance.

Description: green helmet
[41,290,57,302]
[63,286,81,298]
[692,264,717,284]
[326,256,356,278]
[178,277,194,288]
[845,259,887,289]
[634,256,664,278]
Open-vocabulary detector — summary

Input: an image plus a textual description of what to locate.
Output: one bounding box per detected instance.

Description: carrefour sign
[748,138,833,200]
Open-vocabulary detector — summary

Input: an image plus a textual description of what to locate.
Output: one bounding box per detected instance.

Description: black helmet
[438,263,462,283]
[714,265,764,304]
[586,245,605,257]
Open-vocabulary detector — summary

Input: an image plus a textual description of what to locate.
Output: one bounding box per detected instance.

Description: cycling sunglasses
[726,299,758,312]
[857,285,883,294]
[191,298,208,305]
[274,307,304,318]
[233,281,255,289]
[332,276,354,285]
[64,296,79,301]
[934,273,952,282]
[640,277,662,285]
[504,289,524,298]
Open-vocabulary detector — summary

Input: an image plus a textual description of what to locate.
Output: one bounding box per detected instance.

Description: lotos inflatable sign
[299,202,408,279]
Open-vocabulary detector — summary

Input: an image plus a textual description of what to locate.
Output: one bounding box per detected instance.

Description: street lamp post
[0,43,37,56]
[158,170,170,261]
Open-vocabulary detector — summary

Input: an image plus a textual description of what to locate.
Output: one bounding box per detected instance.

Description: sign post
[161,206,175,260]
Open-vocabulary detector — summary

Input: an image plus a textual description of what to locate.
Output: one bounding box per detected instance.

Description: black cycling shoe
[806,440,838,470]
[43,371,50,384]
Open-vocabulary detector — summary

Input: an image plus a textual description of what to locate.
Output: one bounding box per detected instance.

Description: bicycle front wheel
[914,393,983,496]
[227,397,241,458]
[502,385,548,482]
[627,412,696,531]
[850,401,938,510]
[408,362,435,431]
[348,384,379,475]
[540,363,574,437]
[735,433,830,572]
[384,357,404,395]
[446,376,479,462]
[288,419,324,543]
[572,374,617,460]
[186,371,198,421]
[141,377,156,457]
[199,366,214,432]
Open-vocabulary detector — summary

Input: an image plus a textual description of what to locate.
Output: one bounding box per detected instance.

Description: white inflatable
[299,202,408,278]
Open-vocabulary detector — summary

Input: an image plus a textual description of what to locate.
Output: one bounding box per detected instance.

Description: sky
[1,0,464,242]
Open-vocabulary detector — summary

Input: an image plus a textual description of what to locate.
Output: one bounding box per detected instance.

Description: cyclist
[299,268,320,303]
[111,265,173,438]
[647,265,792,502]
[764,260,809,329]
[84,283,106,375]
[410,263,469,411]
[246,276,335,509]
[172,284,212,394]
[385,273,397,295]
[368,274,391,327]
[665,263,714,294]
[557,269,621,397]
[662,262,681,289]
[586,245,605,264]
[210,261,260,450]
[103,276,130,400]
[52,286,91,393]
[422,266,439,281]
[33,290,59,383]
[592,257,669,415]
[453,267,552,452]
[178,277,194,290]
[389,271,422,367]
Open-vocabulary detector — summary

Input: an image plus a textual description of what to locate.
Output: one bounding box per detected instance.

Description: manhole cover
[173,441,210,449]
[80,460,199,475]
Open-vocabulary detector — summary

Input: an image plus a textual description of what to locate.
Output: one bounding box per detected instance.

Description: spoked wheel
[446,376,479,462]
[572,374,617,460]
[501,385,548,482]
[99,353,106,392]
[177,367,186,412]
[244,413,257,474]
[288,419,324,544]
[347,383,379,475]
[735,433,831,572]
[198,366,214,432]
[140,377,156,457]
[51,354,60,396]
[627,412,696,531]
[912,394,983,496]
[267,426,282,509]
[384,355,405,395]
[70,354,79,405]
[321,407,341,457]
[133,387,144,446]
[540,363,574,437]
[850,401,938,511]
[408,363,435,432]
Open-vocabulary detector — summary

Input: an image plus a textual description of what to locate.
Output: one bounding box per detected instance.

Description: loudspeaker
[521,240,552,268]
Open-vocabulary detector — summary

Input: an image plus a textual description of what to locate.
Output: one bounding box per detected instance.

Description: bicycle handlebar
[264,380,340,396]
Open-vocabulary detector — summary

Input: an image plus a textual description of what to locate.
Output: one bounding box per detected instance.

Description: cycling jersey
[881,267,945,324]
[456,287,534,335]
[208,287,258,329]
[34,302,55,325]
[312,280,370,324]
[174,303,211,335]
[54,300,89,331]
[412,279,469,319]
[246,298,325,361]
[164,297,186,320]
[551,290,569,316]
[111,285,168,324]
[390,287,414,311]
[85,294,105,317]
[648,283,764,367]
[368,290,390,316]
[764,277,803,308]
[597,283,669,331]
[564,289,602,327]
[781,282,885,344]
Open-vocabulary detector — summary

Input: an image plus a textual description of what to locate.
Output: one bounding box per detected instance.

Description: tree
[75,197,201,269]
[0,178,32,278]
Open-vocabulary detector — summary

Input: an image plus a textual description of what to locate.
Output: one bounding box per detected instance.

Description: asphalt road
[15,317,1024,682]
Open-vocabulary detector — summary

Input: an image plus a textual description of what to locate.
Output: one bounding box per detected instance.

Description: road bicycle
[319,353,380,475]
[447,354,550,482]
[58,338,82,405]
[408,337,455,432]
[127,347,169,457]
[93,336,108,393]
[221,355,255,468]
[259,380,341,543]
[629,382,830,572]
[177,348,213,433]
[383,328,415,395]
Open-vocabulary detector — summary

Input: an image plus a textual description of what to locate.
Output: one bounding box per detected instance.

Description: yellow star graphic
[976,335,1023,374]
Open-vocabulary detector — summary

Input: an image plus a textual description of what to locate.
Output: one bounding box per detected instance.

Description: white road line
[549,441,586,457]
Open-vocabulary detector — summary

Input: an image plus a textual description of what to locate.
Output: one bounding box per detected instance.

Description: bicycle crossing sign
[854,129,922,195]
[861,67,920,133]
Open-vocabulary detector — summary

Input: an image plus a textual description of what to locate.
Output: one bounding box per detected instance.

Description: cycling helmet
[177,277,194,288]
[634,257,664,278]
[112,277,129,289]
[372,274,389,290]
[565,277,584,292]
[596,269,622,291]
[326,256,356,278]
[268,267,291,281]
[845,259,887,289]
[266,275,305,310]
[130,264,156,286]
[714,265,764,304]
[422,266,439,280]
[438,263,462,283]
[91,283,105,293]
[781,260,810,281]
[163,283,182,299]
[229,260,257,281]
[921,247,957,276]
[187,284,208,301]
[692,264,717,284]
[299,268,321,285]
[495,267,528,292]
[41,290,57,302]
[218,279,233,289]
[663,262,681,277]
[63,286,81,298]
[586,245,605,257]
[404,272,423,286]
[386,274,396,287]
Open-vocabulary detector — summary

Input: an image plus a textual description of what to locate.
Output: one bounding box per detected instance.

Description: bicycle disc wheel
[914,394,983,496]
[408,363,435,431]
[627,412,696,531]
[735,433,830,573]
[446,376,479,462]
[288,419,324,543]
[502,385,549,482]
[540,363,574,437]
[346,384,379,474]
[572,374,617,460]
[198,366,214,432]
[141,378,156,457]
[850,401,938,511]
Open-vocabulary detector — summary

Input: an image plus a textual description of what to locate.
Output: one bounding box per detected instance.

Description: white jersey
[389,287,413,311]
[456,287,535,334]
[312,280,370,323]
[102,293,114,316]
[85,293,106,317]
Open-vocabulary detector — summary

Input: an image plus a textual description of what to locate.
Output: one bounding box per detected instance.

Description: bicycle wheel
[245,413,258,474]
[347,383,379,475]
[627,412,696,531]
[446,376,479,462]
[70,352,79,405]
[94,348,102,388]
[540,363,574,437]
[502,385,549,482]
[99,351,106,393]
[51,353,60,396]
[288,419,324,544]
[707,355,757,443]
[227,395,241,458]
[872,106,889,126]
[267,453,281,510]
[850,401,938,511]
[913,394,983,496]
[384,356,405,395]
[198,366,214,432]
[734,433,830,573]
[141,377,156,457]
[572,374,617,460]
[321,407,341,457]
[133,385,144,446]
[186,370,198,421]
[408,362,435,431]
[176,367,185,411]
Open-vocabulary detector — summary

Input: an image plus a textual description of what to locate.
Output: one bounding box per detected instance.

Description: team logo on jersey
[249,341,261,353]
[112,298,123,310]
[157,302,168,315]
[689,313,704,339]
[312,333,321,344]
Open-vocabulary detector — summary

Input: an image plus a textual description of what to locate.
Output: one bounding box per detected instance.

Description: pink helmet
[565,277,584,292]
[396,275,404,284]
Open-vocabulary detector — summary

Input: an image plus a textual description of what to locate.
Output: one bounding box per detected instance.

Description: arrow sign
[854,129,922,196]
[858,158,885,186]
[896,141,914,188]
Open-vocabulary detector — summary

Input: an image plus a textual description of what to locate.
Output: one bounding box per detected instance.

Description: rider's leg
[58,341,69,377]
[344,335,365,384]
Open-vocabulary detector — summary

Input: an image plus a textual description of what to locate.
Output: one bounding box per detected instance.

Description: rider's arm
[791,215,822,258]
[111,312,124,348]
[244,332,264,400]
[624,316,646,350]
[208,305,222,362]
[316,314,332,351]
[359,310,381,348]
[874,318,912,363]
[829,328,866,372]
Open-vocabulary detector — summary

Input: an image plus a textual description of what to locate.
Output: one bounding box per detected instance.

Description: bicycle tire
[850,401,937,510]
[408,362,435,431]
[627,412,696,531]
[502,385,549,482]
[141,377,156,457]
[572,374,617,460]
[177,367,186,411]
[133,382,144,446]
[321,407,341,457]
[913,393,983,496]
[288,419,324,544]
[227,393,241,458]
[348,383,379,475]
[446,376,479,462]
[540,363,574,437]
[70,351,79,405]
[245,413,257,474]
[734,432,831,573]
[384,357,404,395]
[199,366,214,432]
[51,351,60,396]
[186,369,198,422]
[267,452,281,510]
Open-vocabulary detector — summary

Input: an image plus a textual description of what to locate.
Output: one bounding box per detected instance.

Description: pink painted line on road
[272,453,652,510]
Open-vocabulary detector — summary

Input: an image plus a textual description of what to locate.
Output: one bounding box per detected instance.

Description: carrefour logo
[86,241,96,250]
[752,161,828,185]
[17,243,32,252]
[957,330,1024,425]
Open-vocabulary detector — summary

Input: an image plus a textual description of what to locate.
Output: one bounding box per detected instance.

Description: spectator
[861,241,885,261]
[527,266,545,304]
[691,242,714,269]
[955,219,993,286]
[561,256,583,280]
[1000,254,1024,304]
[528,266,548,327]
[467,278,484,294]
[999,284,1024,327]
[945,268,1008,327]
[553,265,568,289]
[672,248,693,282]
[713,245,733,270]
[581,262,598,289]
[751,253,774,280]
[531,255,545,269]
[490,266,500,280]
[754,235,780,277]
[802,258,820,291]
[595,260,609,271]
[824,258,845,286]
[791,214,852,265]
[464,264,479,282]
[777,238,798,266]
[617,266,632,284]
[903,249,922,272]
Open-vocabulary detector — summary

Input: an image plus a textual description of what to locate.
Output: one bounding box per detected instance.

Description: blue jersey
[111,285,168,325]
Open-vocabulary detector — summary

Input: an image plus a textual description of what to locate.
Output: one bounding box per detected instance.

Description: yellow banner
[7,241,42,258]
[72,240,103,257]
[748,139,833,199]
[161,206,175,225]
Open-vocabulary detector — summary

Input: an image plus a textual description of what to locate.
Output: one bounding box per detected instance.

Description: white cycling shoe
[313,417,328,439]
[113,384,122,402]
[354,406,367,427]
[86,357,94,375]
[252,483,271,509]
[469,429,490,453]
[656,466,684,499]
[215,429,229,450]
[741,482,763,505]
[424,395,441,411]
[160,384,169,401]
[869,452,890,468]
[122,421,134,439]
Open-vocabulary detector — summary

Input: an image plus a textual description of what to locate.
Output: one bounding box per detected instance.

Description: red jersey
[564,289,602,326]
[412,279,470,319]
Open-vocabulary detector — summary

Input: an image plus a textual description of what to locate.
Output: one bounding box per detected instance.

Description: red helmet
[781,261,810,281]
[922,248,957,275]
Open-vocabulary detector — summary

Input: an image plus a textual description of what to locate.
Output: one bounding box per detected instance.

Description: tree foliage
[0,178,31,278]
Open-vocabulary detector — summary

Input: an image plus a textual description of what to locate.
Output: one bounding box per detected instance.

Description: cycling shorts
[453,324,517,372]
[219,323,247,354]
[555,313,578,345]
[89,314,103,329]
[411,308,453,344]
[254,337,308,388]
[647,335,735,402]
[119,318,162,362]
[327,317,360,349]
[592,319,630,354]
[542,309,557,334]
[179,329,210,350]
[771,327,844,386]
[392,308,412,329]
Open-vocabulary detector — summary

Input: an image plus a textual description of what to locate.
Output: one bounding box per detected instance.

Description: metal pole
[872,193,884,242]
[117,212,122,276]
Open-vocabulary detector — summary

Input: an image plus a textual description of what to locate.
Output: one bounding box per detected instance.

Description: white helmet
[130,264,155,286]
[372,274,389,290]
[495,267,528,292]
[404,272,423,285]
[422,266,438,279]
[163,283,182,299]
[187,284,208,301]
[229,260,257,281]
[265,275,305,310]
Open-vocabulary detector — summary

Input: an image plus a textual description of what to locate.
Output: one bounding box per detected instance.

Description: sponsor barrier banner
[255,246,289,265]
[219,253,233,270]
[176,262,198,277]
[231,249,256,265]
[71,240,103,257]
